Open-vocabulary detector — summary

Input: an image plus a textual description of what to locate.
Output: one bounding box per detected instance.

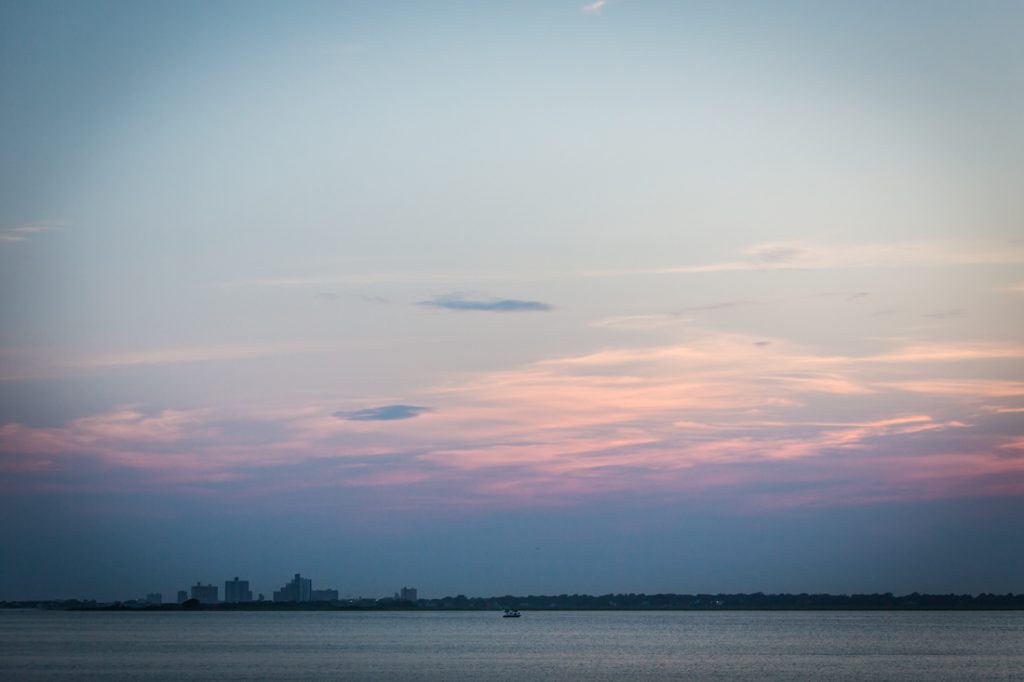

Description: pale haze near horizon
[1,0,1023,601]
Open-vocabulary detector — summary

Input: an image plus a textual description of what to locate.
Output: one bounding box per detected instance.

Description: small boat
[502,608,521,618]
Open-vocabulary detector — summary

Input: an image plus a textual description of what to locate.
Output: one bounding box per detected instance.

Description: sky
[1,0,1023,602]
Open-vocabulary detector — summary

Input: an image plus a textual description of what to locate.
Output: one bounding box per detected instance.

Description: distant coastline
[5,592,1023,611]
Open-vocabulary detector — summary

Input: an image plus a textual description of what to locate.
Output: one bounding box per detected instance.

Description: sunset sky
[2,0,1023,601]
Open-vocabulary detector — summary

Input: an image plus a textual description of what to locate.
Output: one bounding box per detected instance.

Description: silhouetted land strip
[5,592,1024,611]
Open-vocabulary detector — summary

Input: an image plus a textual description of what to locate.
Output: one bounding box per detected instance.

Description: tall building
[177,590,188,604]
[145,593,162,605]
[190,582,218,604]
[399,587,418,602]
[224,577,252,603]
[273,573,312,603]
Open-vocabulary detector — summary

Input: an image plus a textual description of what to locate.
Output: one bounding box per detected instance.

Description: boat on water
[502,608,521,618]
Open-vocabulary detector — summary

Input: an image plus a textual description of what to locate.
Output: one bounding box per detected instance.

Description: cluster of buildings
[271,573,341,603]
[139,574,417,606]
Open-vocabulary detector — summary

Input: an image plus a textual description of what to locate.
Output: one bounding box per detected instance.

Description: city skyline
[2,0,1023,601]
[50,572,394,606]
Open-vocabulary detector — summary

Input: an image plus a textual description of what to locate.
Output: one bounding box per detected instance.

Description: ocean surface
[1,609,1022,680]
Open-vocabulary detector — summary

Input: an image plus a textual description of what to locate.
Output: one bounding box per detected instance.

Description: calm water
[1,610,1022,680]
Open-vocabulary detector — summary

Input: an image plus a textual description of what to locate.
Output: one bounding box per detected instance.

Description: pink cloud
[880,380,1024,399]
[2,330,1022,512]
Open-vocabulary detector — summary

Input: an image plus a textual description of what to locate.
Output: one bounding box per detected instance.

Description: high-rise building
[273,573,312,603]
[224,577,252,603]
[145,593,162,605]
[399,587,418,602]
[177,590,188,604]
[190,582,219,604]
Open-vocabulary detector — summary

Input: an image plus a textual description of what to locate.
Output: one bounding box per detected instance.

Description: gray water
[1,610,1022,680]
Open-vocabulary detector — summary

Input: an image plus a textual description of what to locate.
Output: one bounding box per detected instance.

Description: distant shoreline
[5,592,1023,612]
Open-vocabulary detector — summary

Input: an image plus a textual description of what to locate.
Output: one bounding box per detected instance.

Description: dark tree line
[5,592,1023,611]
[417,592,1024,610]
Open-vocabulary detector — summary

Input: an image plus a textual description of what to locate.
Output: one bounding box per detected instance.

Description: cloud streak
[0,222,59,244]
[1,343,322,382]
[335,405,432,421]
[582,241,1024,277]
[3,331,1022,512]
[210,240,1023,292]
[419,294,554,313]
[69,343,315,369]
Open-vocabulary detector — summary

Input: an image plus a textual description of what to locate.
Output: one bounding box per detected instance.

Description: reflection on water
[1,610,1022,681]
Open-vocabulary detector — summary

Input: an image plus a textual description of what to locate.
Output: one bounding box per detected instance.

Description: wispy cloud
[4,331,1023,511]
[865,342,1024,363]
[419,293,554,313]
[213,270,525,288]
[880,379,1024,398]
[335,405,432,421]
[71,343,314,369]
[589,300,801,330]
[582,241,1024,277]
[583,0,607,13]
[0,343,321,382]
[591,314,689,330]
[675,300,761,314]
[211,240,1022,292]
[0,221,60,244]
[216,272,433,287]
